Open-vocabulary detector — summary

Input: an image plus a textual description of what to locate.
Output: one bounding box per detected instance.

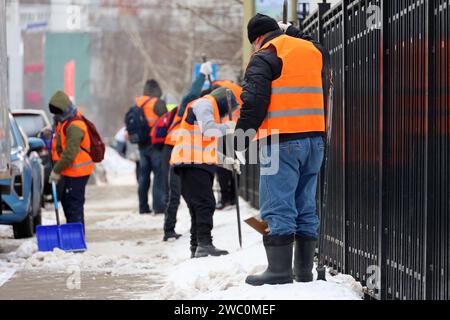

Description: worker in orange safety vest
[234,14,329,286]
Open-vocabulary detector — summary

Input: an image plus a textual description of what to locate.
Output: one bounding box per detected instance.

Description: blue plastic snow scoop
[36,182,87,252]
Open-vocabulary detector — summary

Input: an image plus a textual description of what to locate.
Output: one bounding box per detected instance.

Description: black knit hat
[247,13,280,44]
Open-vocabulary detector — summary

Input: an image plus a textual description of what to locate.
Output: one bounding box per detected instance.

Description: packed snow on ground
[0,238,38,287]
[0,148,364,300]
[93,213,167,230]
[141,201,363,300]
[0,225,12,239]
[23,249,157,276]
[92,153,363,300]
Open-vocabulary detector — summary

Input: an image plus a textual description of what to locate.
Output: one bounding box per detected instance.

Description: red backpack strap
[168,108,177,125]
[63,115,90,154]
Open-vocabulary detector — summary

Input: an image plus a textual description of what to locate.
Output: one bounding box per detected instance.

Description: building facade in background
[5,0,243,137]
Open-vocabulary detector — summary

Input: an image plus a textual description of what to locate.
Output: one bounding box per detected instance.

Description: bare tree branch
[175,2,241,38]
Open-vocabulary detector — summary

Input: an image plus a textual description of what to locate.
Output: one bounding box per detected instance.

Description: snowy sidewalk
[144,200,363,300]
[0,148,363,300]
[0,184,166,299]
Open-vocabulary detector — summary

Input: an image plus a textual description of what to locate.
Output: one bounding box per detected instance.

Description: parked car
[0,114,45,239]
[12,109,53,196]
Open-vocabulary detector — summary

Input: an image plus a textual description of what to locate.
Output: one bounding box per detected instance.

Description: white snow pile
[0,225,13,238]
[99,147,136,185]
[23,249,156,276]
[0,239,38,287]
[92,212,164,230]
[145,202,363,300]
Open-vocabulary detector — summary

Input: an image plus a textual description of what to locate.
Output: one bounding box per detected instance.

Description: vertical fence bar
[427,0,450,300]
[319,2,346,274]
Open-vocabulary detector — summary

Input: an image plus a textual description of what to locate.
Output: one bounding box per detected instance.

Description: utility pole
[290,0,298,26]
[242,0,255,70]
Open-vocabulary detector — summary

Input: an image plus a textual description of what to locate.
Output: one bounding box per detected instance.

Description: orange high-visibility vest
[51,111,95,177]
[136,96,159,128]
[256,35,325,140]
[213,80,243,106]
[170,95,220,166]
[165,106,184,147]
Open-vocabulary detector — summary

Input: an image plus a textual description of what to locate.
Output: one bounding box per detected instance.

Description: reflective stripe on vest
[267,108,325,119]
[169,95,220,165]
[136,96,159,128]
[272,86,323,95]
[69,160,94,169]
[256,35,325,140]
[51,112,95,177]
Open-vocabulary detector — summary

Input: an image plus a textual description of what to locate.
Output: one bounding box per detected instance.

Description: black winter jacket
[235,26,330,151]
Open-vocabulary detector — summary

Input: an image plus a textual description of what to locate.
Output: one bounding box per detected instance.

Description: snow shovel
[226,89,243,248]
[244,216,269,236]
[316,69,335,281]
[36,182,87,252]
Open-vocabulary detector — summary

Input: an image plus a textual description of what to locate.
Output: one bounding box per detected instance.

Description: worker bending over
[171,87,239,258]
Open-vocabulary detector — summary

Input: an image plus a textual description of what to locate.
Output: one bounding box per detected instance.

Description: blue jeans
[259,137,324,238]
[138,145,166,213]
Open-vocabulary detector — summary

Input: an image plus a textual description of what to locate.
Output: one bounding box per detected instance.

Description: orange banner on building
[64,60,76,103]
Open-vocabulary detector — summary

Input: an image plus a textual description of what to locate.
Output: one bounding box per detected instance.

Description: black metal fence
[239,0,450,300]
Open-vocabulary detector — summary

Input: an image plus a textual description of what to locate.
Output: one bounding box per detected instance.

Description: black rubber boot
[245,235,294,286]
[163,231,182,242]
[216,199,236,210]
[293,236,317,282]
[190,246,197,259]
[194,244,229,258]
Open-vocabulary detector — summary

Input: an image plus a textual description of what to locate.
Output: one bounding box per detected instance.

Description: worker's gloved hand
[224,121,236,134]
[278,21,292,33]
[49,170,61,184]
[200,61,213,76]
[223,157,241,175]
[235,150,246,165]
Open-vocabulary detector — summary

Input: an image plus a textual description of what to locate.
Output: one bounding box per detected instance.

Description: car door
[17,123,43,217]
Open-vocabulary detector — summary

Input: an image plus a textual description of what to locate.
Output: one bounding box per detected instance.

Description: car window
[14,114,47,137]
[18,125,29,149]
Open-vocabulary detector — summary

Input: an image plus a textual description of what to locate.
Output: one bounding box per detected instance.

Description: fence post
[380,0,387,301]
[424,0,432,301]
[318,1,331,44]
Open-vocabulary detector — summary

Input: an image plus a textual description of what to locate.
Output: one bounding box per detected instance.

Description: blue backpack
[125,98,151,145]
